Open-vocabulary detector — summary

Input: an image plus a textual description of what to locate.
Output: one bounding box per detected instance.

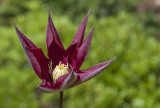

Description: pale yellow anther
[52,62,69,83]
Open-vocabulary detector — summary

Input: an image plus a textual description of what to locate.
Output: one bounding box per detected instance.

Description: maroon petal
[53,67,76,89]
[37,85,58,93]
[37,79,58,93]
[60,69,77,91]
[46,11,64,50]
[48,40,66,65]
[62,56,68,65]
[75,27,94,69]
[55,73,70,88]
[25,48,52,81]
[66,43,77,56]
[70,57,116,87]
[70,9,90,48]
[14,24,37,49]
[69,58,77,69]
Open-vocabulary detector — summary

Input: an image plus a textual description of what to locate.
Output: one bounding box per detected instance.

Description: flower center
[52,62,69,83]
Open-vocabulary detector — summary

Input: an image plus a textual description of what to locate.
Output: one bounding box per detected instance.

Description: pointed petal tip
[104,57,117,65]
[46,10,65,51]
[13,21,16,27]
[112,57,117,61]
[47,7,50,13]
[48,9,51,17]
[82,9,91,24]
[14,24,22,36]
[87,8,91,15]
[47,9,52,21]
[88,26,95,36]
[87,27,94,38]
[14,24,24,38]
[90,26,95,32]
[13,22,21,31]
[14,23,19,31]
[92,25,95,28]
[85,9,90,19]
[70,56,116,87]
[70,9,91,48]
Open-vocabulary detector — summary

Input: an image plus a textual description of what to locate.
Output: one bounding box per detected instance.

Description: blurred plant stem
[59,91,63,108]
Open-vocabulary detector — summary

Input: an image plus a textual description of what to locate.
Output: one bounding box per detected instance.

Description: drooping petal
[70,57,116,87]
[48,40,66,65]
[37,79,58,93]
[14,24,37,49]
[60,69,77,91]
[74,27,94,69]
[70,9,90,48]
[25,48,52,81]
[46,11,64,50]
[37,85,58,93]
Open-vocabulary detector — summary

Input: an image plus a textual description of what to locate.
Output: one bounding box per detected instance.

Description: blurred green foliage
[0,0,160,108]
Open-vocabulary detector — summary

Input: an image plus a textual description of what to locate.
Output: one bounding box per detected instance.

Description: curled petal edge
[36,85,58,93]
[60,68,77,91]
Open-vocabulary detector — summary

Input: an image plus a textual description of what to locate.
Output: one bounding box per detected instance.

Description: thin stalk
[59,91,63,108]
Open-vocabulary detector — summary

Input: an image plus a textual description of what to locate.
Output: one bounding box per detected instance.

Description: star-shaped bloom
[14,10,116,93]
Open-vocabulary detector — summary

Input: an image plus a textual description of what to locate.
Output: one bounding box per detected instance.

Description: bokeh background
[0,0,160,108]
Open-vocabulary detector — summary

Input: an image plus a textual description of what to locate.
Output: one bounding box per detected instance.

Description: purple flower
[14,10,116,93]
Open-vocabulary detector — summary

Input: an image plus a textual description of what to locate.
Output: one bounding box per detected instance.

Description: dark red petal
[14,24,37,49]
[54,68,75,89]
[25,48,52,81]
[60,69,77,91]
[70,9,90,48]
[37,85,58,93]
[37,79,58,93]
[75,27,94,69]
[69,58,77,69]
[55,73,69,88]
[48,40,66,65]
[70,57,116,87]
[62,56,68,65]
[66,43,77,56]
[46,11,64,50]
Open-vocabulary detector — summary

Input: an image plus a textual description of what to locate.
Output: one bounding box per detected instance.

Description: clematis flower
[14,10,116,93]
